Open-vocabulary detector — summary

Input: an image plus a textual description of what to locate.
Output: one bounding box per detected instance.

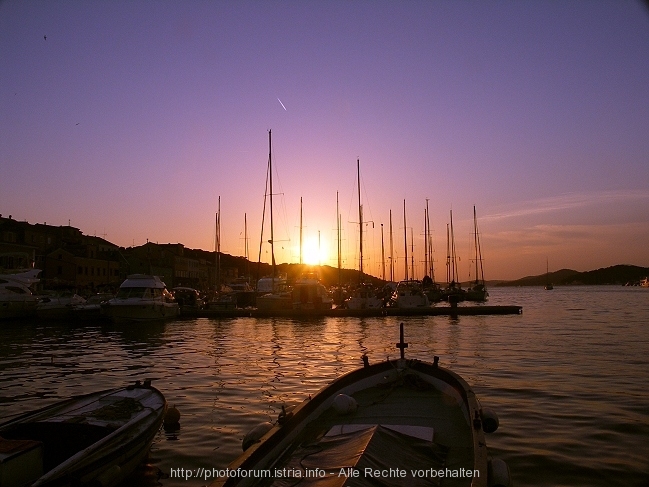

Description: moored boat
[0,380,166,487]
[0,269,41,320]
[212,324,511,487]
[72,293,115,322]
[390,280,430,308]
[35,292,86,321]
[102,274,179,323]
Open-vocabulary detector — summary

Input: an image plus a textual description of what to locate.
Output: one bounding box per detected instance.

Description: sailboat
[389,200,430,309]
[442,209,466,304]
[256,130,291,311]
[465,206,489,302]
[544,259,553,290]
[345,159,383,310]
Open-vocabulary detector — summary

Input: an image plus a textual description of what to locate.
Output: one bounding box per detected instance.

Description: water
[1,286,648,486]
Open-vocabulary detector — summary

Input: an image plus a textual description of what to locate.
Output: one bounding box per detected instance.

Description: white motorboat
[390,280,430,308]
[36,293,86,321]
[291,276,333,310]
[0,380,166,487]
[0,269,41,320]
[102,274,179,323]
[72,293,115,322]
[345,283,383,310]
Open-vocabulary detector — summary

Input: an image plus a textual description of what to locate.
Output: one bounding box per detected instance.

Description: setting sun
[302,235,329,266]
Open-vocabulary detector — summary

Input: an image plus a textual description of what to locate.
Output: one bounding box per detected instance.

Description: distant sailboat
[465,206,488,302]
[544,259,553,290]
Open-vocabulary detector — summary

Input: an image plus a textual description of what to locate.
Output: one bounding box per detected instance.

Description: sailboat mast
[389,210,394,282]
[269,130,276,283]
[446,223,450,285]
[357,158,363,284]
[450,209,458,284]
[245,213,249,279]
[473,206,479,284]
[216,196,221,290]
[403,199,408,281]
[299,197,303,265]
[337,192,341,287]
[381,223,385,281]
[424,202,428,279]
[410,227,415,280]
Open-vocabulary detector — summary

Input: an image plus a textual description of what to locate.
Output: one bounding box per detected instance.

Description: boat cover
[271,424,448,486]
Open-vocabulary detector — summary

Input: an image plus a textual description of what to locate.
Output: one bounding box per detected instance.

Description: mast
[450,209,458,284]
[424,204,428,279]
[426,199,434,281]
[216,196,221,290]
[244,213,249,280]
[403,199,408,281]
[299,197,303,265]
[446,223,450,285]
[337,191,341,288]
[389,210,394,282]
[381,223,385,281]
[269,130,276,285]
[473,205,482,285]
[410,227,415,280]
[357,158,363,284]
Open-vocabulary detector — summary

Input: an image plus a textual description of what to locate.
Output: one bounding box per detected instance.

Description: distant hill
[495,265,649,286]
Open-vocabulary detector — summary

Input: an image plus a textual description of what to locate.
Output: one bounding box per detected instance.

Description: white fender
[332,394,358,414]
[242,422,273,451]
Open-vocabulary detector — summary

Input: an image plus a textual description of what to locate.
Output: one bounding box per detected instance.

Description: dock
[190,305,522,319]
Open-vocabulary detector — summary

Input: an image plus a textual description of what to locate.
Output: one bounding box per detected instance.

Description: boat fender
[487,458,512,487]
[96,464,121,486]
[481,407,499,433]
[242,422,273,451]
[332,394,357,414]
[164,405,181,430]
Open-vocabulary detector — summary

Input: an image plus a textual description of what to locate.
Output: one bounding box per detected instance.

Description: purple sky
[2,1,648,280]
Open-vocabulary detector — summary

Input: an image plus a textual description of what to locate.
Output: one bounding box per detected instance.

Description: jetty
[192,305,522,319]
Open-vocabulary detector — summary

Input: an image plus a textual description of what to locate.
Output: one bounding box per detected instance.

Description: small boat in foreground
[212,324,512,487]
[0,380,166,487]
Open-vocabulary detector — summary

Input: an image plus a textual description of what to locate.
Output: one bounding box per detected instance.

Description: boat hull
[0,382,166,487]
[212,356,492,487]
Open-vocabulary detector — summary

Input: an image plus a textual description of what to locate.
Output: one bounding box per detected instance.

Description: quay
[191,305,523,319]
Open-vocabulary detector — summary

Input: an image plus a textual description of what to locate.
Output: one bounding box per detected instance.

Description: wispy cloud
[482,190,649,222]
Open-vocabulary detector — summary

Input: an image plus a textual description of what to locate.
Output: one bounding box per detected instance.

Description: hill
[495,265,649,286]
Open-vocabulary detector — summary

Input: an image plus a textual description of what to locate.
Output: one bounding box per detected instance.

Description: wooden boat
[0,380,166,487]
[212,324,512,487]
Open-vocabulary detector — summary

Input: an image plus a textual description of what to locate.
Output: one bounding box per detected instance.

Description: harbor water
[1,286,648,486]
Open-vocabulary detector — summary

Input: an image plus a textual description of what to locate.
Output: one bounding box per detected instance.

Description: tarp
[271,425,448,487]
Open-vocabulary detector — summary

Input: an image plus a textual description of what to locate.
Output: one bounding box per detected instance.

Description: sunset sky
[2,1,648,281]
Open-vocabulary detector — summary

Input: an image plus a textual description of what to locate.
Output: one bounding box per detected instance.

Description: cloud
[482,190,649,222]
